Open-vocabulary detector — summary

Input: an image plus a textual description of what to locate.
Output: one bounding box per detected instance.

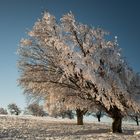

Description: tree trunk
[107,106,123,133]
[135,116,139,126]
[76,109,84,125]
[112,116,122,133]
[96,111,101,122]
[97,115,101,122]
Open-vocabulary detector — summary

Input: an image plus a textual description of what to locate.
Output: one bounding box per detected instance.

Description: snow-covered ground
[0,115,140,140]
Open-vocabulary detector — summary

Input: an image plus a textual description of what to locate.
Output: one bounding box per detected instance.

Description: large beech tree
[18,12,140,133]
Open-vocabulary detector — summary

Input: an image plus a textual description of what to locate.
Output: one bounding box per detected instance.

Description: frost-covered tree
[45,92,92,125]
[0,108,8,115]
[17,12,140,133]
[8,103,21,115]
[86,107,105,122]
[27,103,46,117]
[62,110,75,119]
[50,109,74,119]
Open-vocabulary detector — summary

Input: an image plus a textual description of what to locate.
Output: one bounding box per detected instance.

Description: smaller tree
[23,108,31,115]
[94,110,104,122]
[86,111,104,122]
[27,103,46,117]
[8,103,21,115]
[128,113,140,126]
[0,108,8,115]
[60,110,75,119]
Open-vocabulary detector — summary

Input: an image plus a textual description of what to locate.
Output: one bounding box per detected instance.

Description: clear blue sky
[0,0,140,110]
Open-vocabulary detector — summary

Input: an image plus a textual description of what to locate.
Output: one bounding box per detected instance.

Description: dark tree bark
[135,116,139,126]
[107,106,123,133]
[96,111,102,122]
[97,115,101,122]
[112,116,122,133]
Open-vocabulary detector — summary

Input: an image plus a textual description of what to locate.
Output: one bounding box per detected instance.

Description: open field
[0,115,140,140]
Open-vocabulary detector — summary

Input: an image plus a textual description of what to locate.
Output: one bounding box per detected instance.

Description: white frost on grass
[0,115,140,140]
[134,131,140,135]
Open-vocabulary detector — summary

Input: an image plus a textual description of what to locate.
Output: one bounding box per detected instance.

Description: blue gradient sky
[0,0,140,110]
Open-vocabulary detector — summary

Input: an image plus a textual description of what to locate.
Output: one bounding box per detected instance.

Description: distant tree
[86,108,105,122]
[8,103,21,115]
[94,110,105,122]
[0,108,8,115]
[27,103,46,117]
[23,107,31,115]
[59,110,75,119]
[128,113,140,126]
[96,111,102,122]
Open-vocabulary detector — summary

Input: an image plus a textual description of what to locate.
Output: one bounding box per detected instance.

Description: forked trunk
[76,109,84,125]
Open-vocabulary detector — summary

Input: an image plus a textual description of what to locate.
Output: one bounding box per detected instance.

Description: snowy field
[0,115,140,140]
